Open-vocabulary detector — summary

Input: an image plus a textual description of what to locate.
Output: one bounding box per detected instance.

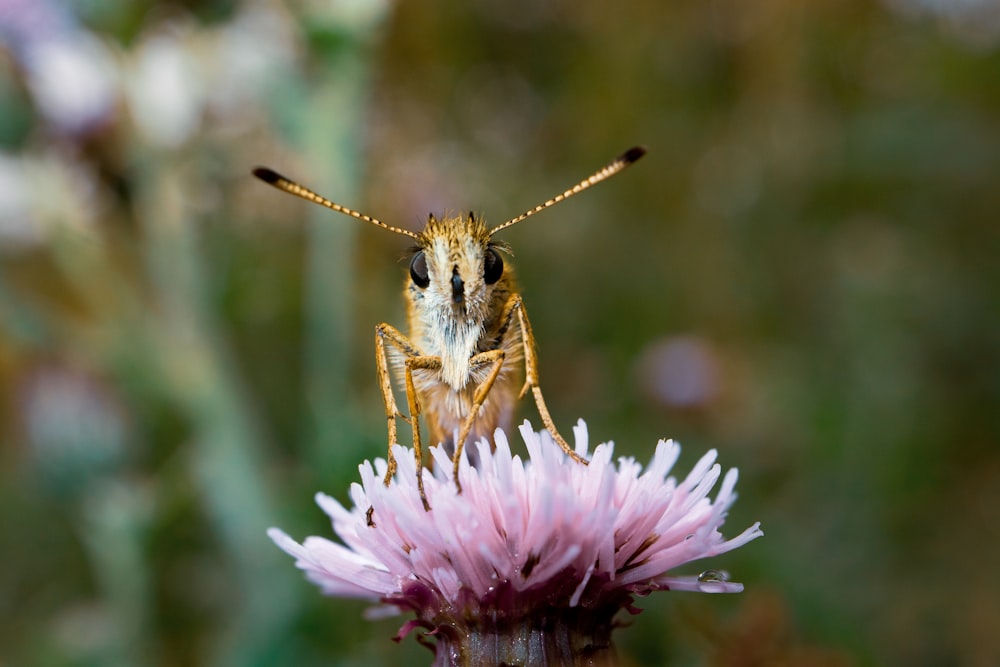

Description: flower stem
[430,606,619,667]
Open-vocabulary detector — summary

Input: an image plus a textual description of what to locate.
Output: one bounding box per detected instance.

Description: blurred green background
[2,0,998,665]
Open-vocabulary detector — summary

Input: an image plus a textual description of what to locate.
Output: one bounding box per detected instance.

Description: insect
[253,146,645,510]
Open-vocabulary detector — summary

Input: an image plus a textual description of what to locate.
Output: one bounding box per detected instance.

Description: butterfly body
[253,146,646,508]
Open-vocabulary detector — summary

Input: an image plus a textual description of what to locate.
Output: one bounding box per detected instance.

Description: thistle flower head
[269,420,762,663]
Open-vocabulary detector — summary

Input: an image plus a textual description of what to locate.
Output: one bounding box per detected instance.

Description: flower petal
[270,421,762,620]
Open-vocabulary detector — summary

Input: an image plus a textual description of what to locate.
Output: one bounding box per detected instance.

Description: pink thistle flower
[269,420,763,665]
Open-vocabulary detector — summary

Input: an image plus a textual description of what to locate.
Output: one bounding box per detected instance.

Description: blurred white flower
[0,0,117,134]
[124,29,205,148]
[0,150,99,248]
[306,0,393,32]
[886,0,1000,46]
[209,5,298,123]
[20,366,127,495]
[22,34,119,135]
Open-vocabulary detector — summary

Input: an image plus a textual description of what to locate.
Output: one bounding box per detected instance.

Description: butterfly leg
[451,349,506,493]
[504,296,589,466]
[375,323,439,510]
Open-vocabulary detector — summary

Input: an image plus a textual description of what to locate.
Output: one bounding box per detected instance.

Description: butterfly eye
[409,251,430,288]
[483,247,503,285]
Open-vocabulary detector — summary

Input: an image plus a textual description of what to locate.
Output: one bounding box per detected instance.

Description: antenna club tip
[621,146,647,164]
[252,166,283,184]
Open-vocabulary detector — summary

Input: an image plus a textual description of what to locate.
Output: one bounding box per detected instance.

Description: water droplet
[696,569,732,592]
